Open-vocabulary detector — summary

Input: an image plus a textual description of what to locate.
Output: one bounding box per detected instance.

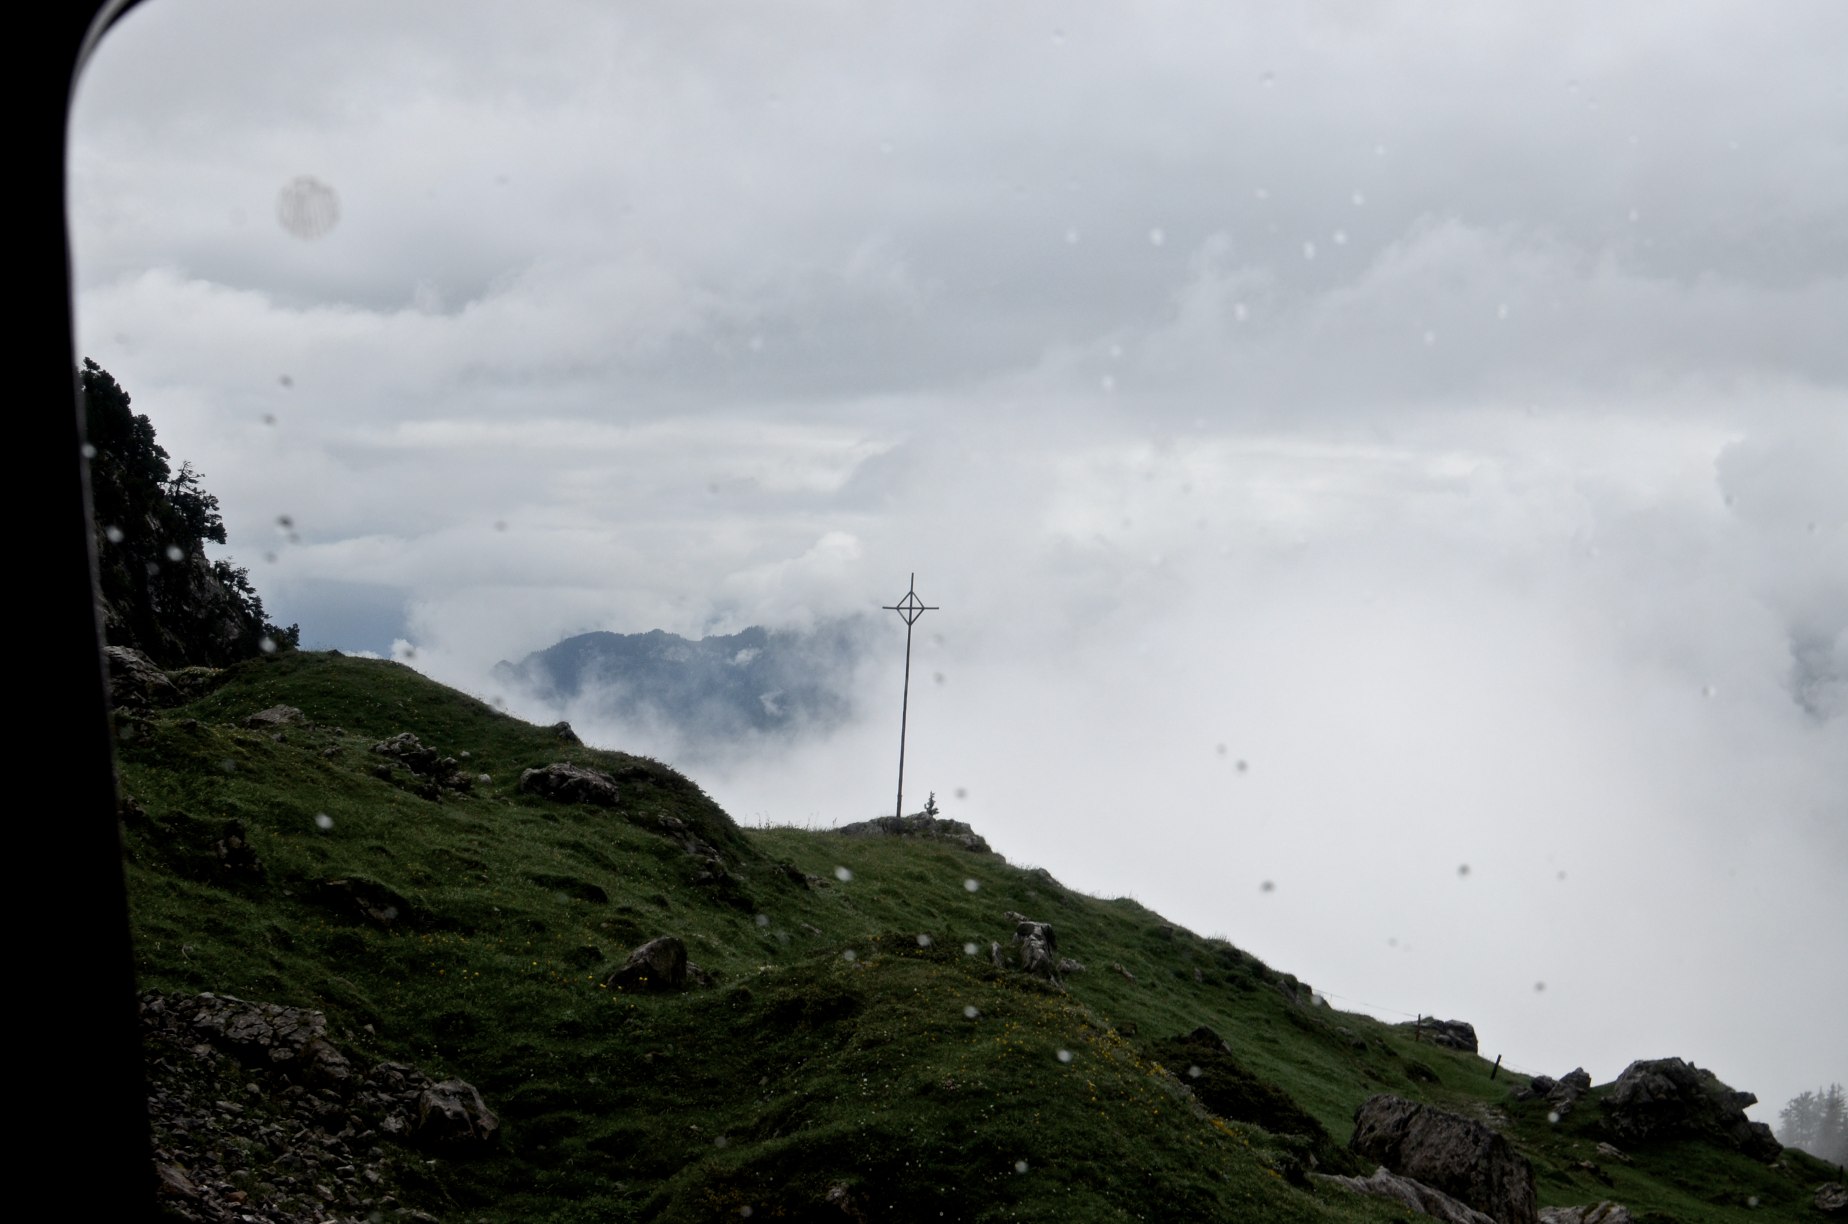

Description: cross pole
[882,573,939,820]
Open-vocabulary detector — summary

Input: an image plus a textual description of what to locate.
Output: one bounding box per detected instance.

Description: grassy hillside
[116,652,1833,1222]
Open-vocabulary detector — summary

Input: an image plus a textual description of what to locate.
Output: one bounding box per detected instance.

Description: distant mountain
[491,621,872,742]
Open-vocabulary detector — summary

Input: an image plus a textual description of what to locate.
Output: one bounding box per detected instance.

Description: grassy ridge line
[116,652,1821,1221]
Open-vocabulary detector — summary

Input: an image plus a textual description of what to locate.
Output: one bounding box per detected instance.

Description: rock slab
[1599,1057,1780,1160]
[519,761,621,807]
[1314,1166,1498,1224]
[1350,1094,1537,1224]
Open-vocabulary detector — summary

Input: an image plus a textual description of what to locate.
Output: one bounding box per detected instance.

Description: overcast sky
[71,0,1845,1122]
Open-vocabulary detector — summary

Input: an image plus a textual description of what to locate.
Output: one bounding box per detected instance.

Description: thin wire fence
[1310,986,1553,1080]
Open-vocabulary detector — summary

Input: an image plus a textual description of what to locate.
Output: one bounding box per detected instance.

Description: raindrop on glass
[1014,1159,1030,1174]
[1057,1049,1073,1064]
[1457,864,1471,878]
[963,878,980,893]
[754,913,770,928]
[1332,229,1348,245]
[494,520,508,532]
[1235,759,1248,773]
[834,866,853,882]
[1187,1065,1202,1079]
[1065,227,1080,245]
[1547,1110,1561,1125]
[714,1135,729,1148]
[1627,207,1640,223]
[1233,302,1249,322]
[1701,684,1717,699]
[81,443,97,459]
[1496,303,1510,320]
[1351,190,1367,206]
[916,933,932,948]
[1215,743,1227,756]
[314,813,334,831]
[1534,981,1546,992]
[165,545,184,562]
[278,374,293,388]
[259,637,278,655]
[954,787,968,800]
[105,525,124,544]
[1422,329,1438,347]
[963,942,980,956]
[842,949,856,962]
[964,1005,980,1019]
[1259,880,1275,893]
[1147,227,1166,247]
[277,175,340,240]
[262,413,278,426]
[277,515,294,531]
[220,759,238,773]
[1301,241,1317,261]
[1259,71,1274,87]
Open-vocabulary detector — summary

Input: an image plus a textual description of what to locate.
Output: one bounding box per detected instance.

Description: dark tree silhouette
[1778,1083,1848,1165]
[82,359,297,666]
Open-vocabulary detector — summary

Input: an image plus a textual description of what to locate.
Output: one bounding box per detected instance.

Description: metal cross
[882,573,939,819]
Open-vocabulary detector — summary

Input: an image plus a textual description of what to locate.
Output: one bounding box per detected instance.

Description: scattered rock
[1593,1142,1629,1165]
[548,720,582,744]
[1110,962,1137,983]
[834,812,992,853]
[1815,1183,1846,1215]
[104,644,179,708]
[1599,1057,1780,1160]
[1056,957,1086,975]
[1399,1017,1480,1053]
[1006,914,1061,985]
[1515,1067,1592,1119]
[1312,1166,1498,1224]
[604,936,689,992]
[372,731,439,772]
[244,705,304,728]
[519,762,621,807]
[1539,1204,1633,1224]
[1349,1093,1537,1224]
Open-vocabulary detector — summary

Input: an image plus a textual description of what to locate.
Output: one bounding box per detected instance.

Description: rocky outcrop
[1313,1166,1498,1224]
[1398,1017,1480,1053]
[142,991,496,1223]
[370,731,475,795]
[604,936,698,992]
[1514,1067,1592,1119]
[1349,1094,1537,1224]
[834,812,992,853]
[1538,1204,1632,1224]
[245,705,305,729]
[1002,911,1062,984]
[1816,1183,1847,1215]
[519,761,621,807]
[105,644,180,708]
[1599,1057,1780,1160]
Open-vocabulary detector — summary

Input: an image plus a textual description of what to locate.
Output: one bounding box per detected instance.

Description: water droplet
[1259,880,1275,893]
[165,545,184,562]
[916,933,932,948]
[262,413,278,426]
[1557,870,1567,881]
[1050,28,1066,46]
[963,878,980,893]
[934,672,946,685]
[477,773,490,784]
[1747,1196,1759,1208]
[1259,71,1274,87]
[1627,207,1640,223]
[314,813,333,831]
[1187,1065,1202,1079]
[1351,190,1367,206]
[714,1135,729,1148]
[964,1005,980,1019]
[278,374,293,388]
[1235,759,1248,773]
[954,787,968,800]
[104,525,124,544]
[493,520,508,532]
[1547,1110,1561,1124]
[834,866,853,882]
[1148,227,1166,247]
[1457,864,1471,878]
[740,1207,753,1218]
[81,443,97,459]
[1057,1049,1073,1064]
[1701,684,1717,699]
[963,942,980,956]
[1373,143,1388,157]
[754,913,770,928]
[1332,228,1348,245]
[276,514,294,531]
[220,759,238,773]
[842,949,857,962]
[1387,936,1398,947]
[1252,186,1270,201]
[1301,241,1317,261]
[1534,981,1546,992]
[1422,329,1438,347]
[1215,743,1227,756]
[259,637,278,654]
[277,175,340,240]
[1232,302,1249,322]
[1101,374,1116,392]
[1014,1159,1030,1174]
[1065,226,1080,245]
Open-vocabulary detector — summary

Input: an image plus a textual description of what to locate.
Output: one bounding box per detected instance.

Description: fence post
[1490,1054,1502,1080]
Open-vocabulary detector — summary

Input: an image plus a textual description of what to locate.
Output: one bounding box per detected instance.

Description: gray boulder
[1350,1094,1537,1224]
[1600,1057,1780,1160]
[1314,1166,1498,1224]
[1516,1066,1592,1119]
[104,645,178,708]
[1399,1017,1480,1053]
[835,812,992,853]
[416,1078,501,1148]
[1539,1205,1632,1224]
[604,936,688,991]
[244,704,304,729]
[519,761,621,807]
[1012,917,1060,984]
[1815,1183,1846,1215]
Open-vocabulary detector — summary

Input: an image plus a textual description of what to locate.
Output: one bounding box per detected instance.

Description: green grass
[117,651,1832,1221]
